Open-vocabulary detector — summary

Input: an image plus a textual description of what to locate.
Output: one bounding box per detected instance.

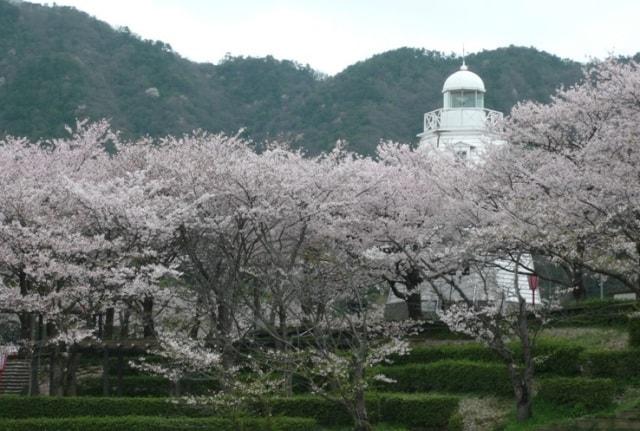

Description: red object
[528,274,539,306]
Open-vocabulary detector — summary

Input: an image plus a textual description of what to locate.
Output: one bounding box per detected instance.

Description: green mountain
[0,0,617,155]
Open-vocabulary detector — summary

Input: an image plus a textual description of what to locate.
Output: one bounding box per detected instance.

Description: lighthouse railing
[423,108,503,132]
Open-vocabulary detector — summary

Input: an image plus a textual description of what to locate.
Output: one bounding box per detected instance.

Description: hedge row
[77,376,219,397]
[372,360,512,396]
[0,394,460,429]
[0,397,209,419]
[387,340,584,377]
[537,377,616,411]
[514,339,584,376]
[0,416,316,431]
[381,344,640,390]
[582,349,640,379]
[265,393,460,428]
[387,343,499,366]
[550,300,638,327]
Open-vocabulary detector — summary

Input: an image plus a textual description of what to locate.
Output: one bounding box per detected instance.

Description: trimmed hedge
[0,394,459,429]
[537,377,616,411]
[77,376,219,397]
[551,300,638,327]
[387,343,499,366]
[0,397,210,419]
[372,360,512,396]
[265,393,460,428]
[516,339,584,376]
[0,416,316,431]
[582,349,640,379]
[388,340,583,376]
[370,393,459,429]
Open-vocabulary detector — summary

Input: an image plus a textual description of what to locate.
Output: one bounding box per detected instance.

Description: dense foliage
[537,377,616,411]
[0,394,459,429]
[77,376,219,397]
[0,396,216,418]
[582,349,640,380]
[372,360,513,395]
[0,416,317,431]
[0,0,590,154]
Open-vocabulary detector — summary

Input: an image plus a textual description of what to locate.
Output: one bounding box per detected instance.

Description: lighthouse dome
[442,64,485,93]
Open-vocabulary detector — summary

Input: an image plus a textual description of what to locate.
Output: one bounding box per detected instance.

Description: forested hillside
[0,0,625,154]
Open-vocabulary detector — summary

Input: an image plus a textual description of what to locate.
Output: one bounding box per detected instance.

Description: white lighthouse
[417,61,504,160]
[385,62,536,320]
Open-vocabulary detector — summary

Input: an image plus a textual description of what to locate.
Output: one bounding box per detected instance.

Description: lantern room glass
[447,90,484,108]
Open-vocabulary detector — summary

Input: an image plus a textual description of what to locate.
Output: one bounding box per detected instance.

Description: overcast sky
[33,0,640,75]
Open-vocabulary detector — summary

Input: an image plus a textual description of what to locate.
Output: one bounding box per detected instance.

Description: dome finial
[461,44,467,70]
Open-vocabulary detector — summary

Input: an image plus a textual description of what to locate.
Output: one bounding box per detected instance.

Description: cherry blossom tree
[491,59,640,298]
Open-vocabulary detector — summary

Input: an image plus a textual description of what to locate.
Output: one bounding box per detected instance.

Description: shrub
[373,393,460,429]
[387,343,500,366]
[264,395,351,426]
[261,393,459,428]
[537,377,616,411]
[582,349,640,380]
[551,300,638,327]
[0,394,459,429]
[389,340,583,376]
[371,360,512,396]
[517,339,584,376]
[0,397,212,419]
[628,314,640,347]
[0,416,316,431]
[77,376,219,397]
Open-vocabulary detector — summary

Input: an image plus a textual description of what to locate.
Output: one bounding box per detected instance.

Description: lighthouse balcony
[423,107,503,133]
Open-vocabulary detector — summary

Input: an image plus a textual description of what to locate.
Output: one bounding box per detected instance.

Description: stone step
[0,359,31,395]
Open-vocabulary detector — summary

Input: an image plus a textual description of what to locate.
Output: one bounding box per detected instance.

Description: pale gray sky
[35,0,640,75]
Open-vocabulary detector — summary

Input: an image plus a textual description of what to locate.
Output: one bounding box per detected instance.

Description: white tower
[417,61,503,161]
[385,63,535,320]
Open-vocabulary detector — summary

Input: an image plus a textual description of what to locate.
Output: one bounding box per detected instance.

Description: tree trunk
[63,349,80,396]
[120,309,130,339]
[18,272,31,351]
[29,350,40,395]
[512,294,535,422]
[104,308,115,340]
[97,313,103,339]
[102,347,110,396]
[216,302,234,369]
[572,242,586,301]
[142,297,155,338]
[277,305,293,396]
[406,291,423,320]
[49,346,63,396]
[29,314,40,395]
[116,349,124,396]
[252,286,262,330]
[352,358,372,431]
[515,383,533,421]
